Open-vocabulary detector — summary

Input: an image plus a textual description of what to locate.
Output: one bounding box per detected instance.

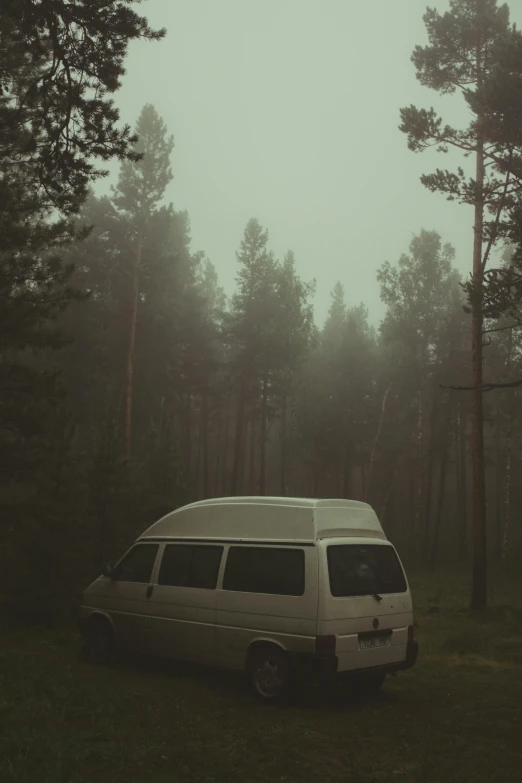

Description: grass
[2,570,522,783]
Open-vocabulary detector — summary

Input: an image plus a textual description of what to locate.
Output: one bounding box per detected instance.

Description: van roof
[139,496,386,544]
[175,496,372,510]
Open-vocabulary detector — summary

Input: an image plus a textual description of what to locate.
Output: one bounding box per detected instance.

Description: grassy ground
[1,570,522,783]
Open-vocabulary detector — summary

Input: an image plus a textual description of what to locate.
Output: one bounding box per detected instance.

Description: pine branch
[482,320,522,335]
[442,380,522,393]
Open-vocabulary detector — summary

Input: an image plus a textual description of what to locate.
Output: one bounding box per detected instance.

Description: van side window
[223,547,305,596]
[158,545,223,590]
[113,544,159,583]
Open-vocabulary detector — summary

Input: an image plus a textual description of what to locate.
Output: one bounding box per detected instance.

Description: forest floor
[1,570,522,783]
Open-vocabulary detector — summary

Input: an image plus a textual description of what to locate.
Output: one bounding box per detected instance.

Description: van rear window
[327,544,407,597]
[223,546,305,596]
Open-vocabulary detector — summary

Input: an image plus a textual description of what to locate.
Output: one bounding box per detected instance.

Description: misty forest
[2,1,522,782]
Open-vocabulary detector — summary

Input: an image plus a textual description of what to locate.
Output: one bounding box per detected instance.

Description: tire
[248,645,289,702]
[85,618,116,665]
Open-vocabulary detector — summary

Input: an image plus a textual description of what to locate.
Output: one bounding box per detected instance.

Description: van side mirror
[102,563,114,579]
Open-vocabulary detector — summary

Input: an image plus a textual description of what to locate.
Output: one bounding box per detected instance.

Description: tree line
[1,0,522,622]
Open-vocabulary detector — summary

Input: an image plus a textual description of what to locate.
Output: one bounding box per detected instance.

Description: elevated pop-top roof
[139,496,385,544]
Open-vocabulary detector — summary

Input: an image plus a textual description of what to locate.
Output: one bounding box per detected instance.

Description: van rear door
[317,539,413,672]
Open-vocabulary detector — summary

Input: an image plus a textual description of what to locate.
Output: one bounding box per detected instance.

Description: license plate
[360,635,391,650]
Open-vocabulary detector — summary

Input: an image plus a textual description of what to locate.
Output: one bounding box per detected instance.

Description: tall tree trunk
[248,414,256,494]
[457,401,468,561]
[470,131,487,610]
[429,406,451,568]
[280,393,287,496]
[214,394,222,497]
[124,236,142,460]
[408,454,416,530]
[195,404,203,500]
[366,383,392,503]
[413,387,424,552]
[313,437,320,497]
[221,388,231,495]
[184,392,192,491]
[424,390,439,558]
[502,406,513,560]
[381,466,398,529]
[259,376,268,495]
[230,377,247,495]
[361,463,366,498]
[201,394,209,498]
[342,444,351,498]
[495,400,503,558]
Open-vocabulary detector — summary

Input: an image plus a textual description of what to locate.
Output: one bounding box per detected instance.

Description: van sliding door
[147,544,223,664]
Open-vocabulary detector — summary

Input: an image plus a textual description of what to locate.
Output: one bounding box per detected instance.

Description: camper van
[79,497,418,700]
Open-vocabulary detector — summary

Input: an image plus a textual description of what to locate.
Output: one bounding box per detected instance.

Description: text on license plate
[360,635,391,650]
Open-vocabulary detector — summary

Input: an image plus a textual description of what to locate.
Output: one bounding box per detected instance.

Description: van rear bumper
[289,640,418,684]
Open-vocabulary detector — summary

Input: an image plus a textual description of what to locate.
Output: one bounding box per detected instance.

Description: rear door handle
[146,584,153,599]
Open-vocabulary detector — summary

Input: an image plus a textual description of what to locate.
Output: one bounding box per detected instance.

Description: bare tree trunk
[248,414,256,494]
[408,454,416,530]
[221,388,231,495]
[366,383,392,503]
[343,444,351,498]
[429,406,451,568]
[214,394,222,497]
[195,403,203,500]
[124,236,142,460]
[424,390,438,557]
[184,392,192,492]
[502,405,513,560]
[259,376,268,495]
[457,401,468,561]
[381,466,398,528]
[230,377,247,495]
[413,387,424,552]
[470,133,487,610]
[495,400,503,558]
[201,394,209,498]
[313,437,320,497]
[280,393,287,496]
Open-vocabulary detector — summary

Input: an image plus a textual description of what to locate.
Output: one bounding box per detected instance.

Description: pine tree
[0,0,165,215]
[399,0,521,609]
[226,219,275,494]
[112,104,174,459]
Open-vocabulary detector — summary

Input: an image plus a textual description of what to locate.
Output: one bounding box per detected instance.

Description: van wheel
[86,618,116,665]
[249,646,288,702]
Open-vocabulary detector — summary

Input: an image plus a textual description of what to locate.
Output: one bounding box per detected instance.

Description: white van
[79,497,418,700]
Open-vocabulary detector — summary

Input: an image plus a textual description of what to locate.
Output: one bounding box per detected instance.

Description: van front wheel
[249,646,288,702]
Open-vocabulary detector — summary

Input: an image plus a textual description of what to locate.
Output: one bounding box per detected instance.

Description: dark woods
[1,0,522,624]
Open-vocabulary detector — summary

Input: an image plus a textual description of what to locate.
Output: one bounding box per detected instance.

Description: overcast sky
[104,0,522,326]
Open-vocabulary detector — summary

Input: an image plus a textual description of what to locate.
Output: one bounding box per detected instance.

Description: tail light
[407,625,414,643]
[315,635,336,656]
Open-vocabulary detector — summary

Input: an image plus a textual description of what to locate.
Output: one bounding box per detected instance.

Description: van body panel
[79,497,417,686]
[82,576,152,652]
[81,541,161,653]
[146,586,217,664]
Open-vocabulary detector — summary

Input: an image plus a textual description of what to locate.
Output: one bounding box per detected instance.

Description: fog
[107,0,522,324]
